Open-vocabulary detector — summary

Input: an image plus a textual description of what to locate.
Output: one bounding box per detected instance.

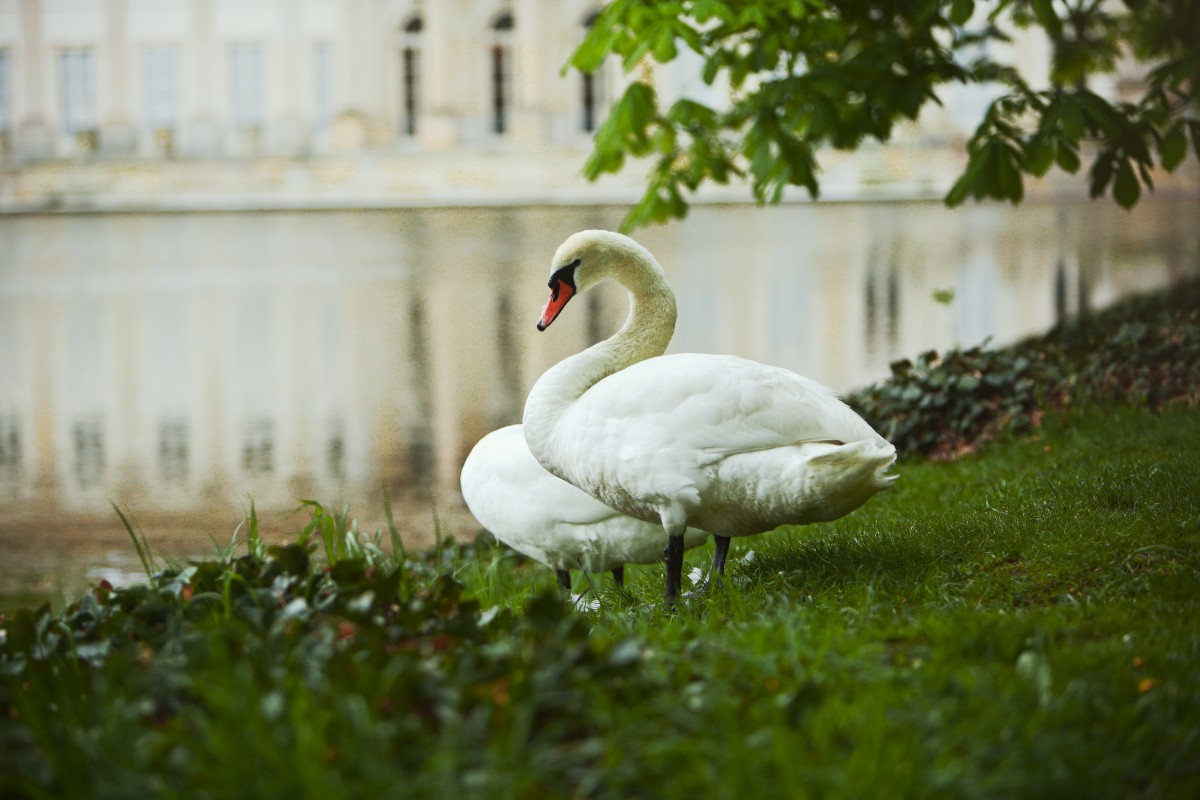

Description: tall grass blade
[296,499,323,550]
[247,499,262,558]
[112,503,156,578]
[382,486,407,564]
[431,494,444,569]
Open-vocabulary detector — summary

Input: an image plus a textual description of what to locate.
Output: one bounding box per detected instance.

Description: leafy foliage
[3,406,1200,798]
[0,514,661,798]
[574,0,1200,229]
[851,344,1044,459]
[849,276,1200,458]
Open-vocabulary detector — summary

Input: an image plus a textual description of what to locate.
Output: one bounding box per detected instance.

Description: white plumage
[522,230,897,602]
[460,424,708,590]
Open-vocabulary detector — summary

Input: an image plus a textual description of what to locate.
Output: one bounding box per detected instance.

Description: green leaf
[668,99,718,129]
[945,174,971,207]
[1090,152,1114,196]
[622,178,687,231]
[950,0,976,26]
[1060,98,1085,141]
[993,142,1025,203]
[1076,91,1122,139]
[1112,159,1140,208]
[1031,0,1063,39]
[675,21,703,54]
[1055,141,1081,173]
[946,142,992,206]
[1160,120,1187,171]
[585,81,660,179]
[653,28,678,62]
[1024,136,1055,176]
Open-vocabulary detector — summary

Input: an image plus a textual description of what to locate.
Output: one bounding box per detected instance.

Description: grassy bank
[3,409,1197,798]
[2,283,1199,798]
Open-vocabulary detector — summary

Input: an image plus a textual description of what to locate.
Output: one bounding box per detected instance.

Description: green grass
[4,403,1196,799]
[459,404,1200,797]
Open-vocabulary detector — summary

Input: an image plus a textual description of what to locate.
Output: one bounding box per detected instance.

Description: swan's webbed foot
[555,569,572,594]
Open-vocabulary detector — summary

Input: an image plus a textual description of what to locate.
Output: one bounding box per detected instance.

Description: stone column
[273,0,305,154]
[184,0,221,156]
[331,0,369,150]
[365,0,387,140]
[101,0,136,154]
[511,0,548,146]
[16,0,52,157]
[418,0,474,148]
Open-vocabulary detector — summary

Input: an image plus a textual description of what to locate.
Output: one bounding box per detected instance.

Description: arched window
[580,11,606,133]
[490,12,514,135]
[399,15,422,136]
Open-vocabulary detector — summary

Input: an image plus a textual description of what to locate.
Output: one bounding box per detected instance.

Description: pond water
[1,196,1197,609]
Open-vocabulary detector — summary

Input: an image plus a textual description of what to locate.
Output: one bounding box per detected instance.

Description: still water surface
[1,197,1197,608]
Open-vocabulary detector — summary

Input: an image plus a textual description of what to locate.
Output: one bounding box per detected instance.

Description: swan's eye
[548,258,581,291]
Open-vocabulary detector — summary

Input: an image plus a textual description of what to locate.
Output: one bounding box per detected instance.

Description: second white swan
[461,424,708,592]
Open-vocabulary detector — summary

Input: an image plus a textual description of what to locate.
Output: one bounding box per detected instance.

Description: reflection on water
[0,197,1197,608]
[0,415,18,483]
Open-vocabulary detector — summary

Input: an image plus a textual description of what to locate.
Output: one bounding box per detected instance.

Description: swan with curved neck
[523,230,896,604]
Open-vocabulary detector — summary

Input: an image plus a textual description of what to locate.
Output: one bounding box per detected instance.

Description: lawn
[2,283,1199,798]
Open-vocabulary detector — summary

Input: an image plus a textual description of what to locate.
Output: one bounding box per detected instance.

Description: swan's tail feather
[872,444,898,491]
[706,439,897,530]
[807,440,897,491]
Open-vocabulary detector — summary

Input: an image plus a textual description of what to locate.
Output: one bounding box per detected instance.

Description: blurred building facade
[0,0,1172,209]
[0,0,619,160]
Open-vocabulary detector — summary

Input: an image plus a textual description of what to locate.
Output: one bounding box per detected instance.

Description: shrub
[849,277,1200,459]
[0,521,660,798]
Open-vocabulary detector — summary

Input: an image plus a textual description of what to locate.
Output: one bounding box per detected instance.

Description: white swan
[460,424,709,592]
[522,230,897,604]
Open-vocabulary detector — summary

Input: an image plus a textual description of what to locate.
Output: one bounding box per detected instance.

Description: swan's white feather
[534,352,895,536]
[523,230,896,547]
[460,425,708,573]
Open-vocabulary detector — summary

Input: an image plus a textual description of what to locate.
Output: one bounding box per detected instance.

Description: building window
[580,12,606,133]
[0,50,11,146]
[142,45,179,152]
[314,41,335,132]
[399,16,422,136]
[73,416,105,489]
[158,419,189,482]
[581,71,600,133]
[242,417,274,475]
[59,48,97,140]
[490,13,513,135]
[228,43,265,133]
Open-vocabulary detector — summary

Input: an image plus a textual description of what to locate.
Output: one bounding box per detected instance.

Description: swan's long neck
[523,262,676,464]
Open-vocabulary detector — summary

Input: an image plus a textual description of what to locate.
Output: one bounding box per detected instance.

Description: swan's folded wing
[568,353,887,461]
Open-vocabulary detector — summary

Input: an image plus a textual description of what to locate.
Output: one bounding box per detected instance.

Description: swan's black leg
[686,535,732,598]
[556,569,571,593]
[711,535,731,576]
[611,565,625,587]
[664,535,685,605]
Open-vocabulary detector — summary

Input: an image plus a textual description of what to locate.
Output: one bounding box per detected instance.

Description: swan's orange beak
[537,280,575,331]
